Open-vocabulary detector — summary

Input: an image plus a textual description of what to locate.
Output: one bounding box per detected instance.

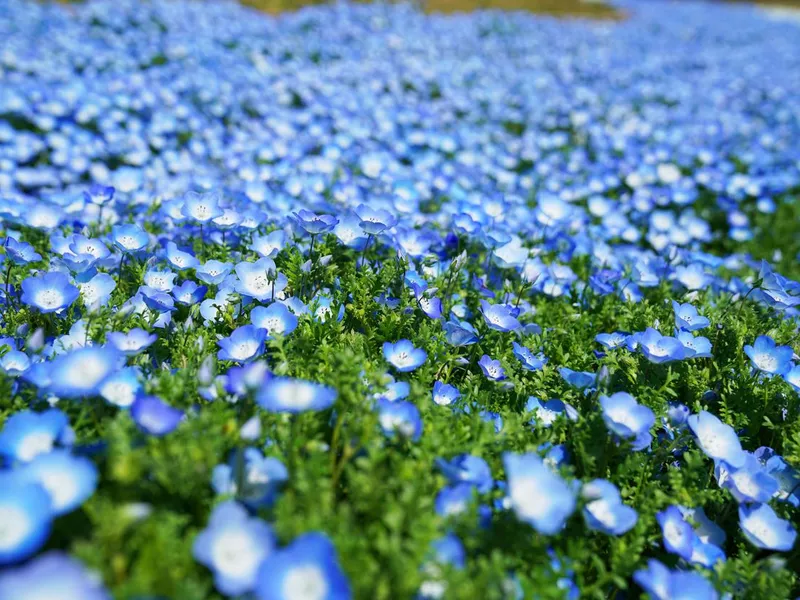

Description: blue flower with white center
[257,377,337,414]
[20,272,80,314]
[332,213,369,250]
[106,328,157,357]
[211,448,288,508]
[687,410,746,468]
[0,409,70,463]
[443,318,479,347]
[251,303,298,338]
[784,364,800,393]
[435,483,474,517]
[526,397,579,427]
[182,190,224,223]
[84,183,114,206]
[173,280,208,306]
[581,479,637,536]
[502,452,575,535]
[196,260,234,286]
[595,332,628,350]
[376,398,423,442]
[672,301,710,332]
[417,294,443,320]
[5,237,41,265]
[0,551,111,599]
[292,209,339,235]
[139,286,176,313]
[47,346,122,398]
[218,325,267,363]
[599,392,654,451]
[675,330,713,358]
[755,447,800,506]
[638,328,686,364]
[478,355,506,381]
[99,367,142,408]
[165,241,199,271]
[255,532,351,600]
[310,290,344,323]
[716,453,778,504]
[235,258,288,302]
[20,449,97,516]
[130,394,184,436]
[193,500,275,597]
[678,506,727,547]
[479,300,521,332]
[738,503,796,551]
[432,381,460,406]
[559,367,596,390]
[252,230,287,258]
[383,339,427,373]
[355,203,397,235]
[744,335,793,376]
[656,506,696,560]
[1,350,30,377]
[512,342,547,371]
[143,269,177,293]
[226,361,271,398]
[77,272,116,312]
[374,378,409,402]
[435,454,493,493]
[634,560,718,600]
[0,472,52,565]
[110,224,149,253]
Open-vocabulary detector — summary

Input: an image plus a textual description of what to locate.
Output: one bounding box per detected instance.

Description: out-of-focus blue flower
[47,346,122,398]
[435,454,493,493]
[559,367,596,390]
[716,453,778,504]
[376,398,422,441]
[0,471,52,565]
[432,381,460,406]
[0,551,111,599]
[599,392,654,451]
[595,332,628,350]
[130,394,184,436]
[435,483,474,517]
[526,397,579,427]
[20,449,97,516]
[0,408,70,463]
[106,328,157,357]
[739,503,796,551]
[656,506,695,560]
[581,479,637,536]
[634,560,718,600]
[687,410,746,468]
[257,377,337,414]
[212,448,287,508]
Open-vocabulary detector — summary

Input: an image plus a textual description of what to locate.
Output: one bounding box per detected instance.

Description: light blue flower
[479,300,521,332]
[106,328,157,357]
[512,342,547,371]
[376,398,422,441]
[638,328,686,364]
[20,449,97,515]
[435,454,493,494]
[432,381,461,406]
[634,560,718,600]
[744,335,793,376]
[687,410,746,468]
[20,272,79,314]
[739,503,796,551]
[257,377,337,414]
[716,453,779,504]
[251,303,298,338]
[656,506,696,560]
[0,409,70,463]
[211,448,288,508]
[47,346,123,398]
[0,552,111,599]
[0,471,52,565]
[581,479,637,536]
[383,339,427,372]
[672,301,710,332]
[130,394,184,436]
[218,325,267,363]
[478,355,506,381]
[235,258,288,302]
[599,392,654,451]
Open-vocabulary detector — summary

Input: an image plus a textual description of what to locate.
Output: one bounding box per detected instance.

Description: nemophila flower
[333,213,369,250]
[47,346,122,398]
[110,224,149,253]
[254,532,351,600]
[130,394,184,436]
[687,410,746,468]
[634,560,718,600]
[310,290,344,323]
[443,318,479,347]
[595,332,628,350]
[511,342,546,371]
[218,325,267,363]
[355,203,397,235]
[526,397,579,427]
[78,273,116,311]
[600,392,654,450]
[193,500,275,596]
[638,328,686,364]
[432,381,461,406]
[235,258,288,302]
[226,361,271,398]
[139,286,176,313]
[292,209,338,235]
[383,339,427,372]
[784,364,800,393]
[738,503,797,551]
[0,551,111,599]
[376,398,423,442]
[672,301,710,332]
[99,367,142,408]
[656,506,696,560]
[478,355,506,381]
[715,453,779,504]
[182,190,224,223]
[5,237,41,265]
[435,454,493,493]
[200,289,237,324]
[20,272,80,313]
[0,350,31,377]
[375,378,410,402]
[196,260,234,286]
[479,300,521,332]
[0,408,70,463]
[84,183,115,206]
[755,447,800,506]
[417,294,443,320]
[173,280,208,306]
[257,377,337,414]
[252,230,287,258]
[0,472,52,564]
[559,367,596,390]
[20,449,97,515]
[743,335,793,376]
[675,330,713,359]
[165,241,200,271]
[503,452,575,534]
[212,448,288,508]
[251,303,298,338]
[581,479,638,536]
[143,269,177,293]
[435,483,474,517]
[674,263,712,291]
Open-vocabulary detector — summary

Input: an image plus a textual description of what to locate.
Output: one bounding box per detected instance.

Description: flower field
[1,0,800,598]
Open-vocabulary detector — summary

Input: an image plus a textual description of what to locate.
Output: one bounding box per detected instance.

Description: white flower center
[282,565,329,600]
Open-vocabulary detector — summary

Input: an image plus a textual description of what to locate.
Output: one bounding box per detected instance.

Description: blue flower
[599,392,655,451]
[634,560,718,600]
[442,318,479,347]
[196,260,233,285]
[675,330,713,358]
[672,301,710,332]
[251,303,298,338]
[479,300,521,332]
[355,203,397,235]
[595,332,628,350]
[165,241,200,271]
[739,503,796,551]
[0,552,111,599]
[716,453,778,504]
[526,397,579,427]
[502,452,575,535]
[656,506,696,560]
[512,342,547,371]
[376,398,422,441]
[435,483,474,517]
[20,272,80,313]
[47,346,122,398]
[235,258,288,302]
[106,328,157,356]
[20,449,97,515]
[744,335,793,376]
[257,377,337,413]
[218,325,267,363]
[687,410,746,468]
[0,350,30,377]
[638,328,686,364]
[559,367,596,390]
[0,408,70,463]
[193,500,275,596]
[435,454,493,493]
[292,209,339,235]
[255,532,351,600]
[383,339,427,372]
[173,280,208,306]
[0,471,52,565]
[99,367,142,408]
[429,534,466,569]
[211,448,288,508]
[78,273,116,311]
[478,355,506,381]
[5,237,41,265]
[130,394,184,436]
[581,479,637,536]
[110,224,149,253]
[182,190,224,223]
[251,230,288,258]
[432,381,461,406]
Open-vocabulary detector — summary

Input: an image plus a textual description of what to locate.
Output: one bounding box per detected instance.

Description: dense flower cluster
[1,0,800,597]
